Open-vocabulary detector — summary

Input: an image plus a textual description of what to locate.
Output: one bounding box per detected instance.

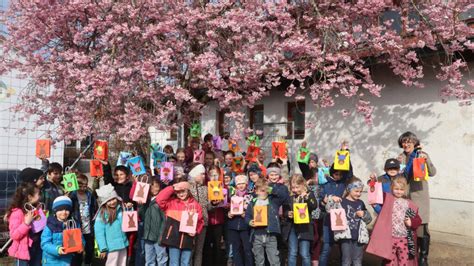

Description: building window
[217,109,229,137]
[287,101,305,139]
[167,128,178,141]
[249,105,264,134]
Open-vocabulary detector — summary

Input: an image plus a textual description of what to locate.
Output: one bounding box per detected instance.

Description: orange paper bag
[208,181,224,201]
[413,157,428,181]
[36,139,51,159]
[89,160,104,177]
[232,157,244,173]
[93,140,108,161]
[228,139,240,153]
[245,146,260,163]
[253,205,268,226]
[271,142,287,159]
[63,220,83,254]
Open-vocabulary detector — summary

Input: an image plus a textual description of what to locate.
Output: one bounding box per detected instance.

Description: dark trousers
[228,229,254,266]
[72,233,94,266]
[203,224,224,265]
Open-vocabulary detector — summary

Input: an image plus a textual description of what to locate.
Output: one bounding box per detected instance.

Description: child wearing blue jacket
[246,178,288,266]
[94,184,129,266]
[41,196,84,266]
[368,158,401,214]
[318,163,353,266]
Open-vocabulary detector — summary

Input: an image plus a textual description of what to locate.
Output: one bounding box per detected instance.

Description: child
[156,181,204,266]
[41,163,65,214]
[223,150,235,168]
[338,178,372,266]
[20,167,46,190]
[367,176,422,266]
[246,178,287,266]
[369,159,401,214]
[287,175,318,266]
[139,179,167,265]
[69,174,97,266]
[7,183,42,266]
[187,164,211,266]
[246,163,263,194]
[41,196,84,266]
[94,184,129,266]
[319,164,352,266]
[227,175,253,266]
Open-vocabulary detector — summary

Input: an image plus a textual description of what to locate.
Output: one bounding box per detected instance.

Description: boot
[418,229,430,266]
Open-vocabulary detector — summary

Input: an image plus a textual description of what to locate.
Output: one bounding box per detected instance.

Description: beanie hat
[235,175,248,185]
[95,184,122,209]
[266,167,281,176]
[52,196,72,212]
[20,168,44,184]
[384,158,400,170]
[188,164,205,180]
[247,163,262,177]
[309,153,318,163]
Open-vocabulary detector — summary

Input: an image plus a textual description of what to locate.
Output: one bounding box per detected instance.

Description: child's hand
[369,173,377,180]
[332,196,342,203]
[58,247,66,255]
[323,195,328,204]
[125,202,134,208]
[228,213,234,219]
[241,213,245,218]
[341,140,349,150]
[211,200,221,205]
[188,233,195,237]
[288,211,293,219]
[405,218,412,227]
[356,211,364,218]
[249,220,255,227]
[99,252,107,259]
[24,210,35,225]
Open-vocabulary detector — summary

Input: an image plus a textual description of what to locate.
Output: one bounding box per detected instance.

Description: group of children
[6,131,435,266]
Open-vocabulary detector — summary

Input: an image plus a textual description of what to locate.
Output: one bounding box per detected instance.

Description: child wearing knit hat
[41,196,84,266]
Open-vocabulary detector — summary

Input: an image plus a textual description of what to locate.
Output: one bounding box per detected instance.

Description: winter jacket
[245,184,289,236]
[94,206,129,252]
[41,180,64,214]
[319,175,348,243]
[69,190,97,233]
[139,196,165,242]
[8,208,32,260]
[226,188,252,231]
[156,186,204,249]
[189,183,211,226]
[41,216,84,266]
[402,150,436,225]
[208,207,225,226]
[366,193,422,264]
[289,193,319,241]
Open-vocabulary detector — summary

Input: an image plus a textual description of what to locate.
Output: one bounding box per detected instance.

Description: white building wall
[0,70,64,171]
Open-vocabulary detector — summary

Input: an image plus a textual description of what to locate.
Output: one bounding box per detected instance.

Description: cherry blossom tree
[0,0,472,142]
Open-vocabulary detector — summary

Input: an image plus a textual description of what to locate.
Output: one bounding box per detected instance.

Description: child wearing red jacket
[156,181,204,266]
[367,176,422,266]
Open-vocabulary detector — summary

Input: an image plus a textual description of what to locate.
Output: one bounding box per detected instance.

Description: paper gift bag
[208,181,224,201]
[160,162,174,182]
[246,134,260,147]
[190,123,201,138]
[117,151,132,166]
[330,208,348,231]
[228,139,240,153]
[128,156,146,176]
[230,196,244,215]
[333,150,350,171]
[193,150,204,164]
[122,207,138,232]
[63,173,79,192]
[25,203,46,233]
[212,136,223,151]
[413,157,428,181]
[179,209,198,234]
[232,157,244,173]
[132,176,150,203]
[272,142,287,159]
[297,147,310,164]
[318,168,328,185]
[89,160,104,177]
[35,139,51,159]
[253,205,268,226]
[218,188,229,207]
[151,144,167,164]
[368,181,384,205]
[93,140,108,161]
[293,203,310,224]
[245,146,260,163]
[63,220,83,254]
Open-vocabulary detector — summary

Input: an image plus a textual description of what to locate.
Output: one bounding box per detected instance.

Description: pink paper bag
[160,162,174,182]
[132,176,150,204]
[25,203,46,233]
[230,196,244,215]
[368,181,384,205]
[122,207,138,232]
[193,150,204,164]
[330,208,348,231]
[179,209,198,234]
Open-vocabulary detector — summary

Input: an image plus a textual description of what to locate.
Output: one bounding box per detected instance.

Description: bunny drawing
[128,213,136,228]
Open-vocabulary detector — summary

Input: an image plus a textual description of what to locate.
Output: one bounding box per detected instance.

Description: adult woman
[398,131,436,266]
